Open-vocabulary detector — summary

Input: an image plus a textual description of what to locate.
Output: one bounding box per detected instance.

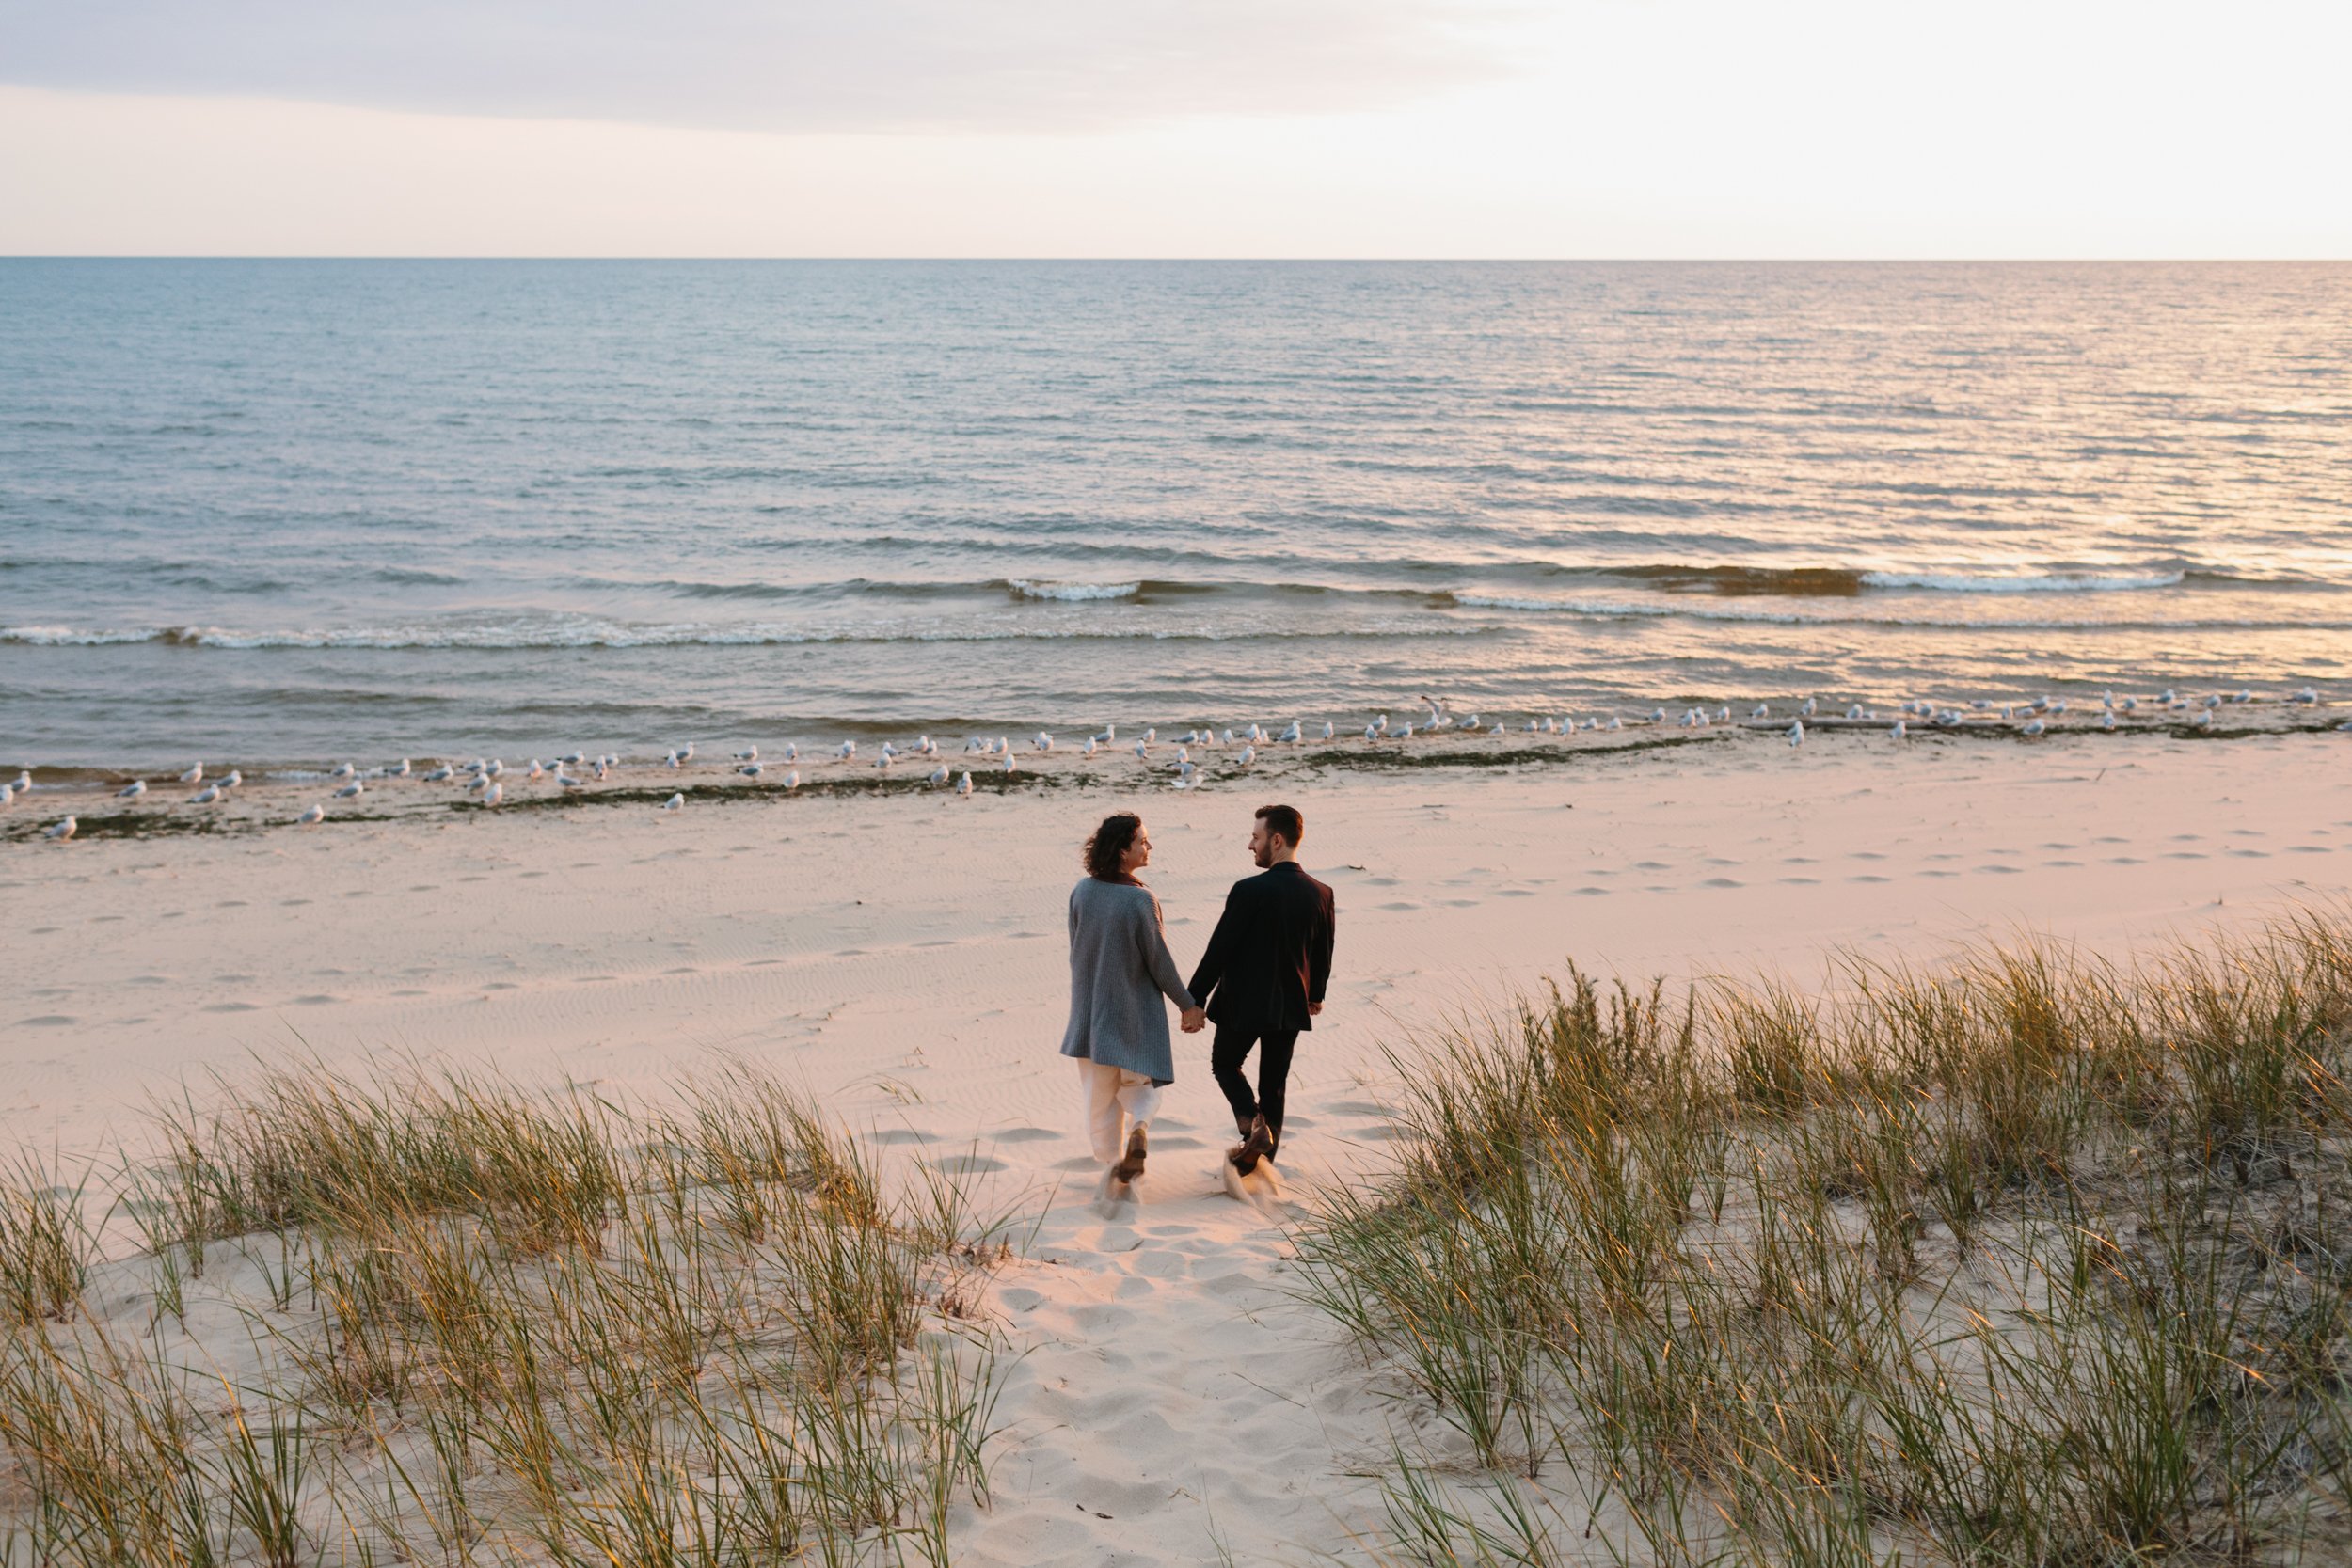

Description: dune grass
[0,1059,1013,1566]
[1299,912,2352,1565]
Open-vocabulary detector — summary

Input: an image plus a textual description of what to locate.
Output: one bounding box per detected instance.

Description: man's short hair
[1255,802,1305,847]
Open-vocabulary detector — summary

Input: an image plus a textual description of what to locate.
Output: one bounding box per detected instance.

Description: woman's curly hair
[1082,813,1143,880]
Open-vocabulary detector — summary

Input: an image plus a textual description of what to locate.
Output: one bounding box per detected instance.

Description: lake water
[4,260,2347,770]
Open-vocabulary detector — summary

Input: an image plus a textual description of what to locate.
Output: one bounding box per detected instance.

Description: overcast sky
[3,0,2346,256]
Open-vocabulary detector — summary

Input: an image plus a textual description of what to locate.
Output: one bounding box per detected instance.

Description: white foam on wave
[1859,570,2185,593]
[1,618,1489,650]
[1008,579,1142,602]
[1440,598,2351,633]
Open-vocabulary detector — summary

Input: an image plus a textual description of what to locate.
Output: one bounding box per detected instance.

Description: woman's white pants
[1075,1060,1162,1164]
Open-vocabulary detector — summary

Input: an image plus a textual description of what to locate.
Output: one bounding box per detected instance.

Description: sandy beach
[8,725,2349,1563]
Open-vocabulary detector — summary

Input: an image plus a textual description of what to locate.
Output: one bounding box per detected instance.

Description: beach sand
[7,726,2350,1563]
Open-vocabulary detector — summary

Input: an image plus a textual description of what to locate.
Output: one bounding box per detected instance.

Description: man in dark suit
[1187,802,1336,1175]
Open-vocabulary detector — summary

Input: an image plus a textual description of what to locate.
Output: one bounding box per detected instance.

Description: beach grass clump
[1300,913,2352,1566]
[0,1059,1011,1567]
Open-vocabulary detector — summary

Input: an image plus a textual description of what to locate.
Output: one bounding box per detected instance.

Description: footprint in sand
[1378,900,1423,911]
[868,1128,936,1145]
[1849,874,1891,883]
[929,1154,1006,1175]
[203,1002,259,1013]
[1321,1101,1391,1117]
[18,1015,75,1027]
[991,1126,1060,1144]
[1701,877,1743,889]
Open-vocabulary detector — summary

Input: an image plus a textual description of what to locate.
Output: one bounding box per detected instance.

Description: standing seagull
[955,770,973,797]
[296,803,326,826]
[190,784,224,804]
[482,782,503,807]
[45,816,76,841]
[1787,721,1805,748]
[335,780,364,800]
[662,792,684,811]
[117,780,146,800]
[179,763,204,784]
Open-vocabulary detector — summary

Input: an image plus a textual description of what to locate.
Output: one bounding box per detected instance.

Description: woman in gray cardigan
[1063,812,1205,1181]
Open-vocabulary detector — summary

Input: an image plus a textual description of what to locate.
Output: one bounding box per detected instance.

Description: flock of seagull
[9,687,2344,843]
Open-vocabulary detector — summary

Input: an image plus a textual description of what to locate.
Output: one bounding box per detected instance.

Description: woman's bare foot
[1112,1123,1148,1182]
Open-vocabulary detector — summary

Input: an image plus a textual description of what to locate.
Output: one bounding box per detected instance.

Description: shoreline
[6,706,2348,843]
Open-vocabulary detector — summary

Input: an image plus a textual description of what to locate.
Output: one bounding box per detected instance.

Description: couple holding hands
[1060,802,1337,1186]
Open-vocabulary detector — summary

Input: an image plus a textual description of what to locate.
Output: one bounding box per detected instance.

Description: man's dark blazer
[1187,861,1336,1033]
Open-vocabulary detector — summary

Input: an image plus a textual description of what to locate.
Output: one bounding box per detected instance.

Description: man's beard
[1252,846,1272,868]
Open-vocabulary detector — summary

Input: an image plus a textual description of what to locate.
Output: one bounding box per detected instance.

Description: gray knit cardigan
[1059,877,1197,1085]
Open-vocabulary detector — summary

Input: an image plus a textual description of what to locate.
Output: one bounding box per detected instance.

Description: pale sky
[2,0,2346,257]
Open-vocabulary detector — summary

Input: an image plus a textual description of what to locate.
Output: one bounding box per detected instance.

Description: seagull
[190,784,224,804]
[1799,698,1817,718]
[2022,719,2046,736]
[783,768,803,790]
[526,760,545,781]
[734,744,758,762]
[1846,705,1864,721]
[467,773,491,794]
[2100,712,2117,730]
[2290,688,2318,705]
[677,744,696,762]
[874,752,894,769]
[1786,721,1804,748]
[333,780,363,800]
[1134,738,1151,759]
[1082,738,1098,758]
[1319,721,1334,740]
[1095,725,1117,744]
[1237,745,1258,767]
[1373,714,1390,735]
[2048,699,2069,715]
[1751,705,1770,721]
[296,803,326,826]
[117,780,146,800]
[1648,708,1666,723]
[1459,714,1483,730]
[217,770,243,788]
[2122,696,2139,713]
[559,752,586,766]
[386,759,411,778]
[421,766,454,784]
[2160,689,2178,705]
[485,760,504,778]
[1890,721,1907,740]
[1971,699,1992,711]
[666,750,685,768]
[1035,732,1055,752]
[462,759,487,774]
[2231,689,2253,704]
[662,792,684,811]
[1280,721,1303,743]
[738,762,761,778]
[1000,755,1016,775]
[594,762,610,781]
[929,764,950,787]
[956,770,973,797]
[1398,723,1415,739]
[2338,721,2352,733]
[330,761,357,779]
[179,763,203,784]
[482,783,503,807]
[1489,722,1505,736]
[558,771,586,789]
[2194,711,2214,730]
[1363,723,1380,741]
[45,816,76,841]
[836,740,857,760]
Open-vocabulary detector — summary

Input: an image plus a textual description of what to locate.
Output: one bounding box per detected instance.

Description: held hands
[1309,1002,1323,1017]
[1180,1006,1207,1034]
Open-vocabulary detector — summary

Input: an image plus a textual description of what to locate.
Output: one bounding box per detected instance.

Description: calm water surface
[3,261,2347,768]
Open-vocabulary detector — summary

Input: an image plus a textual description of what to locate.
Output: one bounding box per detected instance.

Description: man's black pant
[1211,1023,1299,1155]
